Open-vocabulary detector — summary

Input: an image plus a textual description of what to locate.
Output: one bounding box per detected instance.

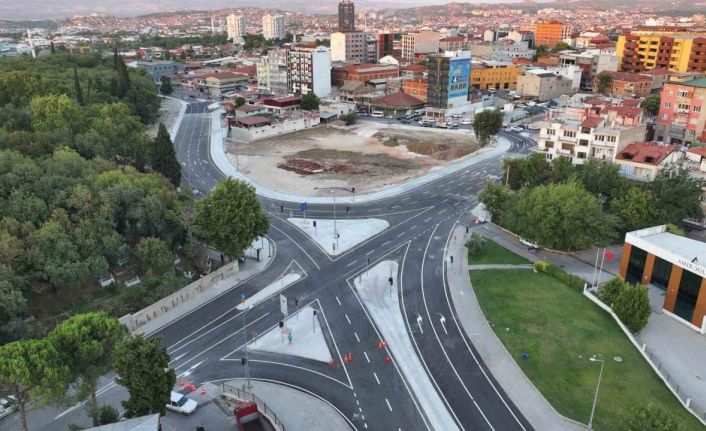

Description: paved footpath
[447,224,587,431]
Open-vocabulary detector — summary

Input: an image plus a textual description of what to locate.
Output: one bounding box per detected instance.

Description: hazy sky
[0,0,535,21]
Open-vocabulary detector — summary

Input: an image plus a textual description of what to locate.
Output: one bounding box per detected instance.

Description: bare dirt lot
[225,122,480,196]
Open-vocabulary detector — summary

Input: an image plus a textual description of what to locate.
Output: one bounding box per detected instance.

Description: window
[606,135,617,143]
[626,246,647,285]
[691,118,699,125]
[678,103,690,110]
[694,105,702,112]
[678,90,688,98]
[674,270,702,323]
[662,113,668,120]
[595,134,605,141]
[563,131,576,138]
[546,129,556,135]
[668,90,674,97]
[664,102,671,108]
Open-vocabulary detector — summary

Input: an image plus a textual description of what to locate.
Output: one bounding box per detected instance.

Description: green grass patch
[467,239,530,265]
[471,269,701,430]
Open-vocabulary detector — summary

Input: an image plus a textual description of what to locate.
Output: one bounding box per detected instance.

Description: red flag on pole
[604,250,614,261]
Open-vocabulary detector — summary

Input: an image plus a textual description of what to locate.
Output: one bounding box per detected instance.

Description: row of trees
[0,312,173,431]
[480,155,703,250]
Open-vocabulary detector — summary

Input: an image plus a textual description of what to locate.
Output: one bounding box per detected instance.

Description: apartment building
[558,49,619,88]
[257,48,289,96]
[470,40,534,62]
[535,99,647,164]
[401,30,440,60]
[534,21,572,47]
[440,37,471,52]
[426,50,471,112]
[655,77,706,145]
[614,142,682,181]
[617,30,706,73]
[402,78,427,102]
[470,60,520,90]
[331,31,375,63]
[377,31,394,61]
[338,0,355,32]
[287,44,332,98]
[198,72,249,98]
[594,71,652,97]
[262,14,285,40]
[226,14,245,41]
[516,69,573,101]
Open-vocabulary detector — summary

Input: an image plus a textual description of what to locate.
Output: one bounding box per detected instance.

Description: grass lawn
[471,269,701,430]
[467,238,530,265]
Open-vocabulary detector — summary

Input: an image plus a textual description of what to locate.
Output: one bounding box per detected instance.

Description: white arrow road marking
[416,313,424,334]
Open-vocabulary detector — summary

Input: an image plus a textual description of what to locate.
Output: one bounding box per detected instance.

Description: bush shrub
[533,261,587,291]
[613,283,651,332]
[599,276,625,306]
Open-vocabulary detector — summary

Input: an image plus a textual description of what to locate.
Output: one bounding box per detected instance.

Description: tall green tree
[300,92,320,110]
[193,178,269,259]
[113,48,131,99]
[48,313,127,415]
[159,78,173,97]
[613,283,652,332]
[473,109,503,146]
[641,94,661,116]
[478,181,513,223]
[113,335,175,417]
[29,94,84,135]
[466,232,487,255]
[132,237,173,276]
[610,187,660,232]
[596,73,613,95]
[0,339,69,431]
[73,66,85,106]
[151,123,181,187]
[650,165,703,224]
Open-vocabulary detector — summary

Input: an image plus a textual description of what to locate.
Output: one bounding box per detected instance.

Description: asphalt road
[8,102,536,431]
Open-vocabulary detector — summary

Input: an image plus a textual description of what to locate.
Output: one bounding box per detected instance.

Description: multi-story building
[655,77,706,145]
[507,30,534,48]
[197,72,249,98]
[593,71,652,98]
[262,14,285,40]
[439,37,471,52]
[426,50,471,112]
[534,21,572,47]
[401,31,440,61]
[557,49,619,88]
[226,14,245,41]
[287,44,332,98]
[535,99,646,164]
[330,63,399,86]
[131,60,184,83]
[470,40,534,62]
[331,31,373,63]
[614,142,682,181]
[402,78,427,102]
[257,48,289,96]
[516,69,574,101]
[470,60,520,90]
[377,31,394,61]
[616,30,706,73]
[338,0,355,32]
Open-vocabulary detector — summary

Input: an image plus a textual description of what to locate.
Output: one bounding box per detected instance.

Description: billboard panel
[448,57,470,99]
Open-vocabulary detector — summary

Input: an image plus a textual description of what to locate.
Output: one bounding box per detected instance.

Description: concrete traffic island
[288,217,389,255]
[212,379,354,431]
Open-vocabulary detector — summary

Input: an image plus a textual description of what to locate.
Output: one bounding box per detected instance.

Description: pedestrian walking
[288,331,293,344]
[450,255,454,264]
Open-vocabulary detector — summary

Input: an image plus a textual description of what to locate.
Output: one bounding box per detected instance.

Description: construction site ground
[225,122,481,197]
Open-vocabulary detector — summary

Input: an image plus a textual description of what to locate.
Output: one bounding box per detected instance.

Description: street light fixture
[587,356,605,430]
[313,186,355,251]
[242,304,253,391]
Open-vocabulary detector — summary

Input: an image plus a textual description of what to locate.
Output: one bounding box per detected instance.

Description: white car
[167,391,198,415]
[509,126,523,132]
[519,238,540,250]
[461,119,472,125]
[0,395,17,420]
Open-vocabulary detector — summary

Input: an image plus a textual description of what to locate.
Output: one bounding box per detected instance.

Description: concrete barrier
[119,261,238,332]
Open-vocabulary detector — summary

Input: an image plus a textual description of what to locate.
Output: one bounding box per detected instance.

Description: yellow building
[470,61,521,90]
[616,30,706,73]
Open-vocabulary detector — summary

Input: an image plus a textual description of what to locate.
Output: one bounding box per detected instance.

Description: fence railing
[583,286,706,425]
[222,383,285,431]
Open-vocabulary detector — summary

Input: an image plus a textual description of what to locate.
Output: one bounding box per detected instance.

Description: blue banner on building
[448,57,470,99]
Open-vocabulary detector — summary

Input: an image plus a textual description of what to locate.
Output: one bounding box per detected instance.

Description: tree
[151,123,181,186]
[193,178,269,259]
[550,42,573,53]
[48,313,127,414]
[505,181,618,251]
[641,94,661,117]
[627,404,683,431]
[0,71,46,107]
[611,187,659,232]
[466,232,487,255]
[596,73,613,95]
[613,283,651,332]
[91,404,119,426]
[550,156,574,184]
[478,181,513,223]
[342,112,357,126]
[50,41,56,55]
[650,165,703,224]
[132,237,173,276]
[0,339,69,431]
[573,159,624,201]
[29,94,84,135]
[235,96,246,108]
[473,109,503,146]
[159,78,173,97]
[74,66,85,106]
[599,276,627,306]
[300,92,320,111]
[532,45,549,61]
[113,335,175,417]
[113,48,131,99]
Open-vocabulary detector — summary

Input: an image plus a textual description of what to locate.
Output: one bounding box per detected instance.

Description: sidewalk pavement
[447,224,587,431]
[135,245,275,337]
[210,109,512,204]
[215,379,354,431]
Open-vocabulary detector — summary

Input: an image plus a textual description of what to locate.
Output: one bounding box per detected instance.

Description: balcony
[557,148,574,156]
[669,124,686,137]
[559,135,577,143]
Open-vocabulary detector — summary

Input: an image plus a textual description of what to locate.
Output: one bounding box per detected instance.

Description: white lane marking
[382,240,391,246]
[347,260,358,267]
[336,296,342,306]
[354,332,360,343]
[424,217,432,222]
[366,249,376,255]
[345,314,352,325]
[364,351,370,363]
[386,398,393,412]
[397,231,406,238]
[270,223,321,270]
[374,372,381,385]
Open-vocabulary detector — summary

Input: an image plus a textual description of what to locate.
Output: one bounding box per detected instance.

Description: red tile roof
[604,71,652,82]
[616,142,677,165]
[402,64,428,72]
[688,147,706,157]
[234,115,271,126]
[581,116,604,128]
[371,91,425,108]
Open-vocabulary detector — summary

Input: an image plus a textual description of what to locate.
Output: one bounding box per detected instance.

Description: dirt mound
[278,158,370,175]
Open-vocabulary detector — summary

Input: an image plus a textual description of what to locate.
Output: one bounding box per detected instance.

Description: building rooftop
[616,142,677,166]
[626,225,706,276]
[85,414,159,431]
[605,71,652,82]
[371,91,425,108]
[681,77,706,89]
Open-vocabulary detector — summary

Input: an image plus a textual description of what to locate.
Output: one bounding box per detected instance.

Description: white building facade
[257,48,289,96]
[263,14,285,40]
[226,14,245,41]
[288,45,332,98]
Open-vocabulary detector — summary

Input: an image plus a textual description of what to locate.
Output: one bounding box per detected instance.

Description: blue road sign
[300,202,308,213]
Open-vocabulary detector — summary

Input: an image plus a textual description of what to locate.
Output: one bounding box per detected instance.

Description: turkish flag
[604,250,614,261]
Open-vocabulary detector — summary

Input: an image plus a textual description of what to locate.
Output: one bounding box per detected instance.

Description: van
[371,111,384,118]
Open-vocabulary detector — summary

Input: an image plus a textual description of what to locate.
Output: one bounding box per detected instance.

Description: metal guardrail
[222,383,285,431]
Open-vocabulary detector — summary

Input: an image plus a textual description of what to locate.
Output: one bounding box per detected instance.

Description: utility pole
[587,357,605,430]
[243,305,253,391]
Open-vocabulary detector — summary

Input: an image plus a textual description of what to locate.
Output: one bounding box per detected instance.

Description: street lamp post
[314,186,355,251]
[587,356,605,430]
[243,305,253,391]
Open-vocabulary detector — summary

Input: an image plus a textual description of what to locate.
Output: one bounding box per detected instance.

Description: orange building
[620,225,706,332]
[534,21,572,48]
[402,78,428,102]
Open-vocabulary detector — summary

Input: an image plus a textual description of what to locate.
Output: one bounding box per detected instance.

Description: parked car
[167,391,198,415]
[448,122,459,128]
[461,119,473,125]
[0,395,17,420]
[509,126,523,132]
[437,122,448,129]
[519,238,540,251]
[400,119,411,124]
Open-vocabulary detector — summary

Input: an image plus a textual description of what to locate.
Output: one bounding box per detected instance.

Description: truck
[0,395,17,420]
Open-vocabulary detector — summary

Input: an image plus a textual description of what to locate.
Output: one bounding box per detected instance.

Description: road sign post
[280,294,288,318]
[300,202,308,218]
